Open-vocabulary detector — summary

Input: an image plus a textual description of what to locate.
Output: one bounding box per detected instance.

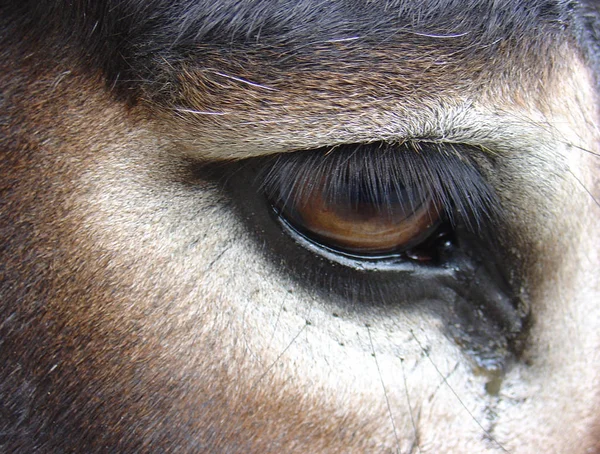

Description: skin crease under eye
[284,190,441,254]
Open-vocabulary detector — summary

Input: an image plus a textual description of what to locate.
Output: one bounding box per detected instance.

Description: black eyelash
[258,141,502,232]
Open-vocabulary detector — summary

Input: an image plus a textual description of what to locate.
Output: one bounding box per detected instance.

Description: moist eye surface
[272,191,441,256]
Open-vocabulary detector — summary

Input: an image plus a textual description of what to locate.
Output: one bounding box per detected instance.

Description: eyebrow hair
[3,0,594,166]
[154,96,568,162]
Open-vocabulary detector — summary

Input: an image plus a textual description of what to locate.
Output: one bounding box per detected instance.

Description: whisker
[569,142,600,159]
[367,324,401,453]
[250,321,309,390]
[410,330,510,453]
[567,169,600,209]
[241,296,263,365]
[267,291,289,350]
[400,357,421,454]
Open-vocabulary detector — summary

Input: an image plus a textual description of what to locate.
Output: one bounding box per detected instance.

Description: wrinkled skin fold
[0,1,599,453]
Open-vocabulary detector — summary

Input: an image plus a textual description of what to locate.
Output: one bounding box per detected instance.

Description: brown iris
[275,180,441,256]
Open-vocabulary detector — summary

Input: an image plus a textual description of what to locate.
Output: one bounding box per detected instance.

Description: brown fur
[1,3,599,453]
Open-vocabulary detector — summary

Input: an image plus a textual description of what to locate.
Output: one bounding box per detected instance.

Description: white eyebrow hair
[157,98,562,162]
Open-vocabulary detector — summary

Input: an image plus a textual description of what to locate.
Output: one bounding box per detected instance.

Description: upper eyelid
[168,102,558,161]
[258,141,502,233]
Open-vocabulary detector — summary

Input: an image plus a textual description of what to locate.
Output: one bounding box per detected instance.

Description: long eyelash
[258,141,502,232]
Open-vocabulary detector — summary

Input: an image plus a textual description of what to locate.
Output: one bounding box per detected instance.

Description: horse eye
[270,177,442,257]
[259,142,499,263]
